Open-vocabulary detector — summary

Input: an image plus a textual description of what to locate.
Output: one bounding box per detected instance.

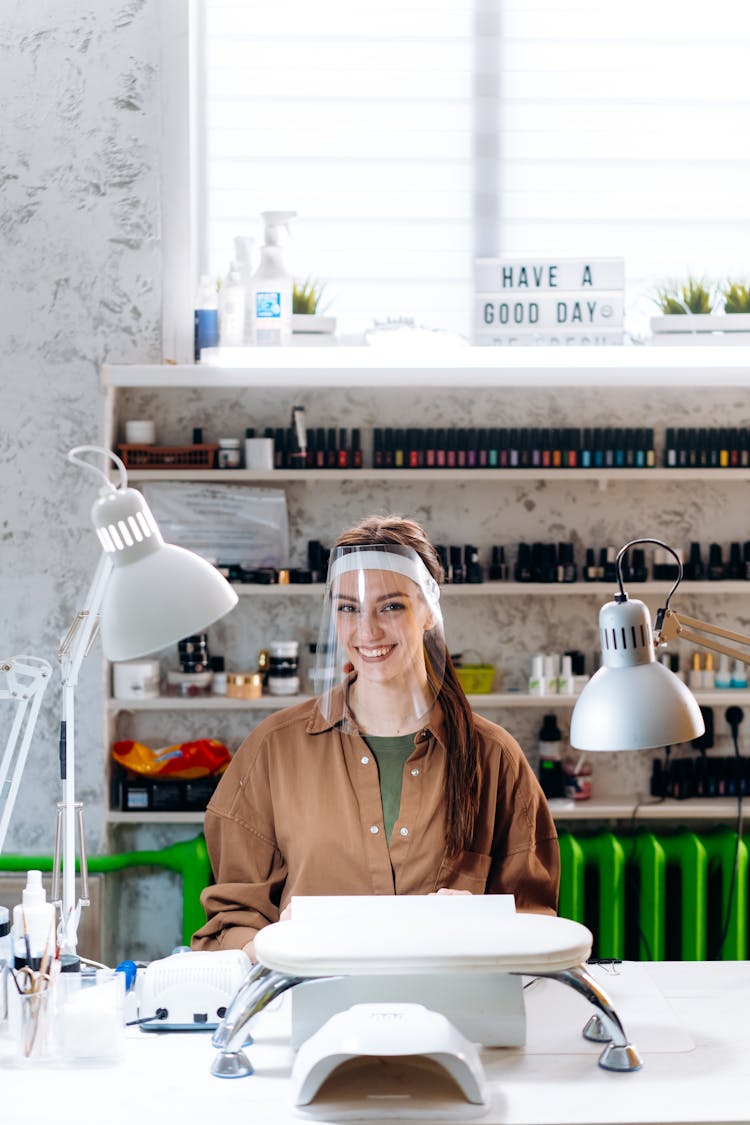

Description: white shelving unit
[103,348,750,826]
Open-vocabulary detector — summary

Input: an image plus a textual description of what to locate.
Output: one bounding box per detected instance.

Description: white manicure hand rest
[254,896,593,977]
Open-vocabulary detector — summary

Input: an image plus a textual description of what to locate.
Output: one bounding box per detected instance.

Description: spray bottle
[251,210,296,346]
[12,870,56,966]
[218,261,246,347]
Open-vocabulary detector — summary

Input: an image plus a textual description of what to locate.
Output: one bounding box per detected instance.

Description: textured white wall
[0,1,162,866]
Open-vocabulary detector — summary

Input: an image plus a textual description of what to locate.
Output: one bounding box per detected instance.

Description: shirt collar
[307,685,446,748]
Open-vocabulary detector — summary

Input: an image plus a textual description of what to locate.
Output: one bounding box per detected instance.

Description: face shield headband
[313,544,446,733]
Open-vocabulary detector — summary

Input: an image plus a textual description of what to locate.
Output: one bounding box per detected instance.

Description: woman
[192,516,559,959]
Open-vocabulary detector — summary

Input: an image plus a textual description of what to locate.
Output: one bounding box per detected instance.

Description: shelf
[103,345,750,389]
[122,466,750,484]
[229,580,750,598]
[106,688,750,714]
[105,796,748,827]
[547,797,747,821]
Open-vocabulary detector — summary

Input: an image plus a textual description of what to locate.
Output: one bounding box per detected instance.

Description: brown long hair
[334,515,482,856]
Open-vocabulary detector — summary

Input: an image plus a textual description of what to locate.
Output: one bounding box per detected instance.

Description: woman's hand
[429,888,472,896]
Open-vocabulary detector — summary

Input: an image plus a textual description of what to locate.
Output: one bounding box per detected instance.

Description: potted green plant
[291,277,336,338]
[650,276,750,341]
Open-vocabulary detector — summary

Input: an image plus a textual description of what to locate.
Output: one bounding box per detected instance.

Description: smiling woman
[192,516,560,961]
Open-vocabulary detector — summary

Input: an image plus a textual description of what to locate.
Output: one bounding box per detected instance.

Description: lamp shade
[91,484,238,661]
[570,596,704,751]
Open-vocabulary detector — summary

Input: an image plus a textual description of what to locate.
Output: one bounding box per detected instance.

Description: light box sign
[474,257,625,346]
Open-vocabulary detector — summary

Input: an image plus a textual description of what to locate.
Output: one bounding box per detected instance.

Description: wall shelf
[122,466,750,484]
[227,580,750,598]
[106,688,750,715]
[104,345,750,389]
[105,796,749,827]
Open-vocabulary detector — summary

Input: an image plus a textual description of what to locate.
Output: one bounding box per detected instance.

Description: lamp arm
[656,608,750,668]
[55,550,113,954]
[0,657,53,855]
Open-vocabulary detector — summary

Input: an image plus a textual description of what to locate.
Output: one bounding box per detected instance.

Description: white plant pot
[292,313,337,335]
[650,313,750,334]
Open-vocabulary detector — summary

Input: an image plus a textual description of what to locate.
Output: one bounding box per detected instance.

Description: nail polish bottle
[477,428,488,468]
[446,429,457,469]
[464,545,483,583]
[508,428,520,469]
[449,545,464,583]
[435,428,447,468]
[550,428,562,469]
[715,653,732,689]
[731,659,748,689]
[685,542,705,581]
[676,429,688,468]
[351,428,362,469]
[719,428,730,468]
[613,428,625,468]
[489,545,508,581]
[435,544,448,577]
[424,428,436,469]
[743,541,750,579]
[568,428,580,468]
[373,427,384,468]
[530,429,541,468]
[557,542,577,583]
[383,427,394,468]
[702,652,715,690]
[541,428,552,469]
[728,542,743,579]
[498,428,509,468]
[455,428,467,469]
[583,548,597,581]
[741,429,750,468]
[408,428,419,469]
[519,429,531,469]
[514,543,532,582]
[466,427,478,469]
[314,426,326,468]
[487,428,499,469]
[581,428,592,469]
[593,428,604,468]
[688,652,703,691]
[664,428,677,468]
[708,543,725,580]
[326,427,338,469]
[394,429,405,469]
[274,426,286,469]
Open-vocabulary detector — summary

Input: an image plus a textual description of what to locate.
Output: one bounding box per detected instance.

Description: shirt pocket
[435,849,491,893]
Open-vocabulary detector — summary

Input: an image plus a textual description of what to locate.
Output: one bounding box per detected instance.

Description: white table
[2,961,749,1125]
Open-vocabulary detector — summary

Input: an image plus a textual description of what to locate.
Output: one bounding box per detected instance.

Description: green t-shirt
[361,733,415,841]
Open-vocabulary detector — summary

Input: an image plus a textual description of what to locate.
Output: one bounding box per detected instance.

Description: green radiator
[558,829,748,961]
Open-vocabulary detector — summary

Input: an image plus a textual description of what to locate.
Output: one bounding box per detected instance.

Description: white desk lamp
[571,538,710,751]
[0,656,52,853]
[53,446,238,954]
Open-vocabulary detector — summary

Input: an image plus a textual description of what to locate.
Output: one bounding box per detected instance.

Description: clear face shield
[314,544,446,734]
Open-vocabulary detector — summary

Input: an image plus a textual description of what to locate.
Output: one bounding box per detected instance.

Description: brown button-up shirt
[192,695,559,952]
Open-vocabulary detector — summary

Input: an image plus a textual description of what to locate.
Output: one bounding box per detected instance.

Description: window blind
[198,1,750,339]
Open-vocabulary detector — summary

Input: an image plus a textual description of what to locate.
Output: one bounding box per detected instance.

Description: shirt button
[370,825,379,834]
[400,827,409,837]
[361,755,369,764]
[410,768,420,777]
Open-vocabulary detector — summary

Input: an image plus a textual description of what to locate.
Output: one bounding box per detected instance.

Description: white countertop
[2,960,750,1125]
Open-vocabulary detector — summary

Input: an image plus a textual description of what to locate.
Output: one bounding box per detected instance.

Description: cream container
[112,660,161,700]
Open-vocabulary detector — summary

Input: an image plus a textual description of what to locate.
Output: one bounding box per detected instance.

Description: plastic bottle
[1,905,10,1021]
[537,714,565,799]
[12,871,56,965]
[250,210,296,346]
[218,261,246,347]
[194,274,219,360]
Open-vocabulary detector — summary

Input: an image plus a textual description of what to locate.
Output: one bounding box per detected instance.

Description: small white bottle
[218,261,246,347]
[731,659,748,689]
[194,274,219,360]
[557,654,575,695]
[12,870,56,964]
[528,654,545,695]
[715,653,732,690]
[251,210,296,346]
[1,905,11,1021]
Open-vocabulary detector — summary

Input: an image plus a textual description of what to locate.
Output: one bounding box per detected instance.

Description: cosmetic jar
[267,641,300,695]
[124,419,156,445]
[226,672,263,699]
[112,660,161,701]
[217,438,242,468]
[166,670,213,697]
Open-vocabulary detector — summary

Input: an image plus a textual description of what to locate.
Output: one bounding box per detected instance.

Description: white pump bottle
[251,210,296,346]
[12,870,56,963]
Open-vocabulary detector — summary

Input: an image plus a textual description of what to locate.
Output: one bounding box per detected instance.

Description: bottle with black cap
[537,714,565,799]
